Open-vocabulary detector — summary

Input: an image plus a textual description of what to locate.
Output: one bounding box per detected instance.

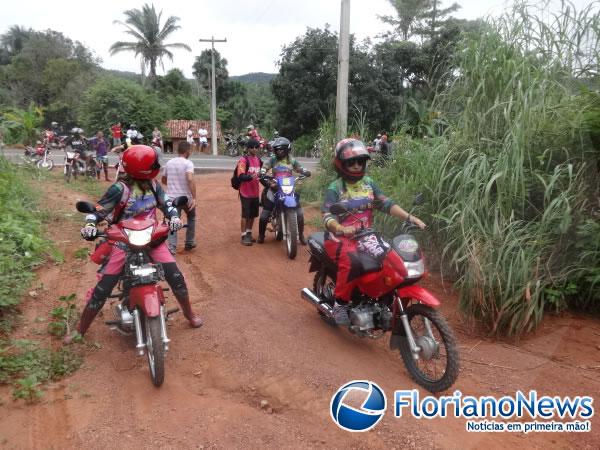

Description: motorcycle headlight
[404,259,425,278]
[281,185,294,194]
[123,226,153,246]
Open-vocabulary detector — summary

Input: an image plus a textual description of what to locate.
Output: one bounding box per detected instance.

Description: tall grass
[426,0,600,334]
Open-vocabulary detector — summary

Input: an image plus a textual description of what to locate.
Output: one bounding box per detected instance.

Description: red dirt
[0,172,598,449]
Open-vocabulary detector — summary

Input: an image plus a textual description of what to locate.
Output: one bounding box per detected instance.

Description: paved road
[0,148,321,173]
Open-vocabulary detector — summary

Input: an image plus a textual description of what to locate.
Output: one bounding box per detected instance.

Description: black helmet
[333,138,371,182]
[272,137,291,159]
[246,138,260,149]
[130,123,137,129]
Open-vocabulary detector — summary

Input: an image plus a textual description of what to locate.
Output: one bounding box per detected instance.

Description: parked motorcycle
[224,134,239,157]
[260,172,309,259]
[300,195,459,393]
[23,144,54,170]
[63,148,86,182]
[75,197,189,387]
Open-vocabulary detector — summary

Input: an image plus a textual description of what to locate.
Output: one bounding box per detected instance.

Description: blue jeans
[167,205,196,252]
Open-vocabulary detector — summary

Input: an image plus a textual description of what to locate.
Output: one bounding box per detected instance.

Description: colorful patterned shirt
[321,176,396,229]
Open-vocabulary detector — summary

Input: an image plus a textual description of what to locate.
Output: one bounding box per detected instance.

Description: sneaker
[257,235,265,244]
[184,243,196,251]
[241,234,253,246]
[332,301,350,326]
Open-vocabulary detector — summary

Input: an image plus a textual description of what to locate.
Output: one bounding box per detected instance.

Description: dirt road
[1,173,598,449]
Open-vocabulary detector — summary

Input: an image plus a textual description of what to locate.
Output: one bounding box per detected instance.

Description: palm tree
[110,3,191,83]
[379,0,430,41]
[0,25,32,56]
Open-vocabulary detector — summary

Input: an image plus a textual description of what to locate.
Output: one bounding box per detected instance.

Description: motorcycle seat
[307,232,326,253]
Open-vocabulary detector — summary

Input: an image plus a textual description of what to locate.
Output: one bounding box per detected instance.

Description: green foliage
[78,76,168,138]
[12,374,43,402]
[0,158,49,317]
[73,248,89,260]
[110,3,191,81]
[193,49,228,101]
[418,1,600,334]
[1,102,44,145]
[0,339,82,400]
[48,294,79,337]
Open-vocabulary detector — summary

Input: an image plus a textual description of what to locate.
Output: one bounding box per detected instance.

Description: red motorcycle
[76,198,188,387]
[301,195,459,393]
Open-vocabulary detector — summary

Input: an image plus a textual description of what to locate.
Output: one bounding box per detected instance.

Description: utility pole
[198,36,226,155]
[336,0,350,141]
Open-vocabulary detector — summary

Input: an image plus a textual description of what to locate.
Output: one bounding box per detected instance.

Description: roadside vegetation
[0,157,82,401]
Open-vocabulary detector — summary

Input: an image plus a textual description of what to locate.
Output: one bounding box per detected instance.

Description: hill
[230,72,276,84]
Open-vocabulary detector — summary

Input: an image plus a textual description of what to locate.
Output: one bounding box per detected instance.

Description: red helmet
[121,145,160,179]
[333,138,371,182]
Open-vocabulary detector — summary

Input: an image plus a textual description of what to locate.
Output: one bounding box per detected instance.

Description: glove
[169,217,183,232]
[81,224,97,240]
[303,170,312,177]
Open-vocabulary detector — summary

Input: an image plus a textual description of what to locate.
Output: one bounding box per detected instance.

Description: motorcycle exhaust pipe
[301,288,334,318]
[133,309,145,356]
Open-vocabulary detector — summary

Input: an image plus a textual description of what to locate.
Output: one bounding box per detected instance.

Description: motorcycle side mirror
[413,193,424,206]
[329,203,348,215]
[76,201,96,213]
[172,196,188,207]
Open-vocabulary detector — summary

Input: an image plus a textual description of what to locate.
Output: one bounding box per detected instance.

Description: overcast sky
[0,0,591,77]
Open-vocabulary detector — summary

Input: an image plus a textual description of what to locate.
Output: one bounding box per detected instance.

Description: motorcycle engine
[349,304,393,331]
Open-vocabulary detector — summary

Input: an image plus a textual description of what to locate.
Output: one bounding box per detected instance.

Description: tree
[272,27,339,138]
[154,68,192,97]
[192,49,229,103]
[110,3,191,83]
[0,25,32,61]
[378,0,430,41]
[78,76,168,137]
[415,0,461,40]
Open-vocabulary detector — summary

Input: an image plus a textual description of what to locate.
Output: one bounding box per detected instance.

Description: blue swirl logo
[330,380,387,432]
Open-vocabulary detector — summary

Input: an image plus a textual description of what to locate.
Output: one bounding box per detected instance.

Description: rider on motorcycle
[321,138,427,325]
[65,127,87,157]
[63,145,203,344]
[257,137,311,244]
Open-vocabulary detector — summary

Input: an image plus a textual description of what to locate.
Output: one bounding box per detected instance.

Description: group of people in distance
[185,125,209,153]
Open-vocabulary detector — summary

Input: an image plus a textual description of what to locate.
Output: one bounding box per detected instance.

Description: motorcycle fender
[128,285,164,318]
[283,196,297,208]
[396,285,440,307]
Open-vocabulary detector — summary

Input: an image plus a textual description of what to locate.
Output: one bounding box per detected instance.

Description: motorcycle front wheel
[36,158,54,171]
[396,303,459,393]
[64,164,72,183]
[143,315,165,387]
[285,209,298,259]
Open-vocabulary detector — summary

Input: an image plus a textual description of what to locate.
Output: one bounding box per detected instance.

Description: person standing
[161,141,197,254]
[111,122,122,146]
[88,130,110,181]
[236,139,262,246]
[186,125,195,152]
[126,123,138,140]
[198,126,208,153]
[152,127,163,150]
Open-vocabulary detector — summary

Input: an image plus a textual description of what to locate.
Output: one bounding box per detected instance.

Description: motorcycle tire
[313,270,337,326]
[285,209,298,259]
[144,315,165,387]
[36,158,54,171]
[274,214,283,241]
[396,303,459,393]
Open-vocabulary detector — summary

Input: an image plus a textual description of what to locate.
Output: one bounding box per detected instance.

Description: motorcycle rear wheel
[396,303,459,393]
[313,270,337,326]
[36,158,54,171]
[144,315,165,387]
[285,209,298,259]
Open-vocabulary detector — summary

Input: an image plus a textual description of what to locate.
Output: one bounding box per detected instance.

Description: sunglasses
[344,159,367,168]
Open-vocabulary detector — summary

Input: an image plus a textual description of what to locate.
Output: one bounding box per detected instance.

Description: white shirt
[126,128,137,139]
[164,157,194,198]
[198,128,208,142]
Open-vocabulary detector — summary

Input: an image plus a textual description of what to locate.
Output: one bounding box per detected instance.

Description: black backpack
[231,155,263,190]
